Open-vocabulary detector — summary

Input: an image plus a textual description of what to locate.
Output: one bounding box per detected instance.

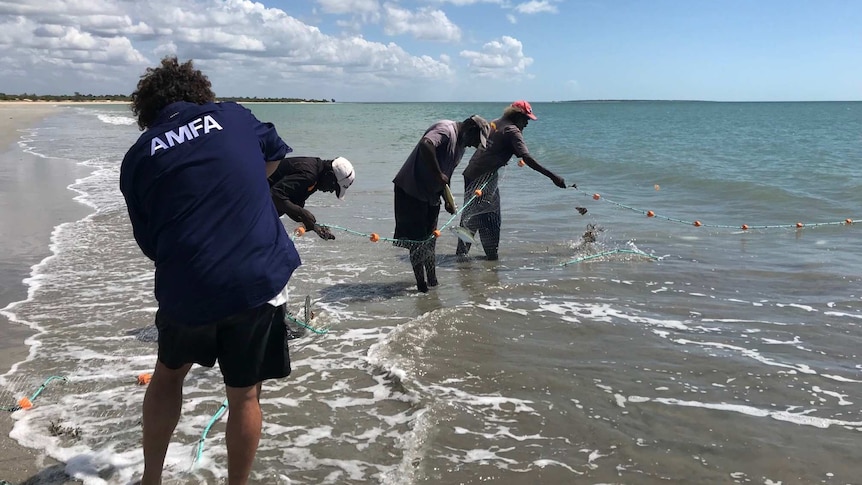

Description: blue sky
[0,0,859,102]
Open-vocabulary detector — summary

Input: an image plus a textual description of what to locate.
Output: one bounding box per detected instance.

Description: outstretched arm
[522,155,566,188]
[272,195,312,224]
[271,195,335,240]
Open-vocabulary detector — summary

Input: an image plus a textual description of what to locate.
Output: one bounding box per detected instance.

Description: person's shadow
[18,464,80,484]
[317,281,416,303]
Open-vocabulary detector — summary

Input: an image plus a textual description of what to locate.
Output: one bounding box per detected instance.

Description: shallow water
[1,101,861,484]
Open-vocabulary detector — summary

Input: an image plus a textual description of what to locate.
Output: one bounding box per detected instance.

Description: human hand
[444,201,456,214]
[302,215,317,233]
[314,224,335,240]
[551,174,566,188]
[439,173,450,185]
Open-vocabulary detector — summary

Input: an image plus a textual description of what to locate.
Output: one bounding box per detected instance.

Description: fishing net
[299,168,508,292]
[453,170,503,261]
[391,168,507,291]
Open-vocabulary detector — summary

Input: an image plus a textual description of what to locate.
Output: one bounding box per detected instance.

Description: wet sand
[0,103,86,484]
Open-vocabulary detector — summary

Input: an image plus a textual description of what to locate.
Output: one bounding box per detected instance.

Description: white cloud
[74,15,154,36]
[315,0,380,22]
[513,1,557,14]
[1,17,147,65]
[383,4,461,42]
[315,0,380,15]
[0,0,453,96]
[459,35,533,77]
[0,0,118,16]
[431,0,503,5]
[153,41,178,58]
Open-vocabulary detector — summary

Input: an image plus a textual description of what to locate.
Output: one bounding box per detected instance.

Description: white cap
[331,157,355,200]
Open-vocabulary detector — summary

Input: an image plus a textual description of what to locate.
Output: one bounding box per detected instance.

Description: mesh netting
[389,168,506,291]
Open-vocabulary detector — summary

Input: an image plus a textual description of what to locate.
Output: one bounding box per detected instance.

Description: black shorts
[155,303,291,388]
[394,185,439,243]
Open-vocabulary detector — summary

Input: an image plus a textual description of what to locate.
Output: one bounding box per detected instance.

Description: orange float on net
[741,224,749,230]
[369,233,380,242]
[693,220,702,227]
[432,230,441,238]
[474,189,483,197]
[17,397,33,410]
[846,218,853,225]
[592,193,601,200]
[646,211,655,218]
[796,222,804,228]
[295,226,306,237]
[518,159,525,167]
[137,373,152,385]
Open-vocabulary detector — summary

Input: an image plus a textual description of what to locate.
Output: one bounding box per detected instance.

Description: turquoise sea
[1,101,861,484]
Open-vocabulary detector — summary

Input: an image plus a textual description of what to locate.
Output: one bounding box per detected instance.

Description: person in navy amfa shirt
[120,56,300,485]
[269,156,356,240]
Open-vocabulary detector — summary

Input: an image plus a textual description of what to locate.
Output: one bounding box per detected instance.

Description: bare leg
[141,361,192,485]
[225,383,263,485]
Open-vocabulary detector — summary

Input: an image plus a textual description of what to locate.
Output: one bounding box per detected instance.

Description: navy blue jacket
[120,101,301,325]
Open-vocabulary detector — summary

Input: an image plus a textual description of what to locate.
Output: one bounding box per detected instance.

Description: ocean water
[1,101,861,484]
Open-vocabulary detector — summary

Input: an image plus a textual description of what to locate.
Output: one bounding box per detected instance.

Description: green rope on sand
[2,375,67,412]
[192,297,322,468]
[286,313,327,335]
[192,399,229,469]
[30,376,67,400]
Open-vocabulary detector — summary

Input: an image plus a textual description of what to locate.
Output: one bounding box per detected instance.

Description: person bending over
[120,56,300,485]
[393,114,490,292]
[456,100,567,261]
[269,156,355,240]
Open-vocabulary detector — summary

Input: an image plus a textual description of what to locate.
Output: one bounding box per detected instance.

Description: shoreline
[0,100,127,106]
[0,100,332,106]
[0,103,81,484]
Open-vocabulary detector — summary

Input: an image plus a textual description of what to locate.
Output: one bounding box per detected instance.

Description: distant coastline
[552,99,859,103]
[0,93,335,103]
[1,95,855,105]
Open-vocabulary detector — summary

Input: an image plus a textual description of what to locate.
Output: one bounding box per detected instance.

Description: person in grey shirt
[393,114,490,292]
[456,100,568,261]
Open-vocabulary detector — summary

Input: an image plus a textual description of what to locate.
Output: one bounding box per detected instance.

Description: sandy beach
[0,102,88,484]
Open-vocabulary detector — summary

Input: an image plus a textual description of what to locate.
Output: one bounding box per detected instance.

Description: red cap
[511,100,537,120]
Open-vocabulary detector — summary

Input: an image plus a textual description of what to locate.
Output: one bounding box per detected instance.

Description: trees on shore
[0,93,334,103]
[0,92,130,102]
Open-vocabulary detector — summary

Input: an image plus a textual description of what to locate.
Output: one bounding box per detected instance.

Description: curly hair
[130,56,216,130]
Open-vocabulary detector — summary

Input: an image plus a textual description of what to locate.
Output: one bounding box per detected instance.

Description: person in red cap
[456,100,567,261]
